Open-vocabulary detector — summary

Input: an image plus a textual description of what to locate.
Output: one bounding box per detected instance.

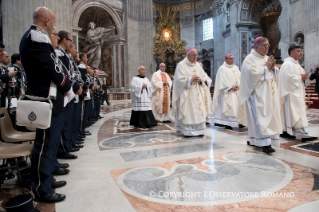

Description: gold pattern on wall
[162,28,173,42]
[153,4,187,70]
[153,0,211,12]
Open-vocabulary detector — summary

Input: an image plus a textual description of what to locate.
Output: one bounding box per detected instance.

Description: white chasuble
[151,70,172,121]
[279,57,312,138]
[172,58,212,136]
[131,76,152,111]
[237,49,282,146]
[211,62,241,127]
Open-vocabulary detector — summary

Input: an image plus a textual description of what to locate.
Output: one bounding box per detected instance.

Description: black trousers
[81,99,91,133]
[72,100,82,145]
[101,94,109,105]
[31,111,65,196]
[58,101,74,156]
[95,97,100,117]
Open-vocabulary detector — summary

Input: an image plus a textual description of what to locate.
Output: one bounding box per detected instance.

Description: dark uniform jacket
[19,25,71,114]
[55,46,80,94]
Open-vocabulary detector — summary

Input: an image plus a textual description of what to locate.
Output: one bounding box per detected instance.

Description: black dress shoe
[59,163,69,169]
[98,115,103,119]
[51,180,67,189]
[53,168,70,176]
[301,137,318,142]
[79,134,86,139]
[239,124,245,128]
[263,146,275,154]
[76,141,84,144]
[84,131,91,135]
[34,192,66,203]
[280,131,296,139]
[247,141,255,146]
[57,152,77,159]
[69,147,80,152]
[163,120,172,123]
[77,138,85,142]
[73,144,83,148]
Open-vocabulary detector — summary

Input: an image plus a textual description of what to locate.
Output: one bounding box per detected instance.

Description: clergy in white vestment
[151,63,173,123]
[211,53,241,129]
[237,37,282,154]
[172,48,212,137]
[279,43,317,141]
[129,66,157,128]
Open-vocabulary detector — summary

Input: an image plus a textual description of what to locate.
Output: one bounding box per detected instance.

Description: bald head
[187,49,198,63]
[33,7,56,35]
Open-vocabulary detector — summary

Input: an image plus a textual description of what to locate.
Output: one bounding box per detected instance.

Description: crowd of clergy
[129,36,318,155]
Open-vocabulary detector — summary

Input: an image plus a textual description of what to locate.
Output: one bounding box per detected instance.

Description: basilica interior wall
[278,0,319,74]
[2,0,73,56]
[125,0,153,87]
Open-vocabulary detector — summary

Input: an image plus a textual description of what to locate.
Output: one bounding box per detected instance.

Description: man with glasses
[279,43,317,142]
[211,53,241,129]
[151,63,172,123]
[20,7,72,202]
[237,36,282,154]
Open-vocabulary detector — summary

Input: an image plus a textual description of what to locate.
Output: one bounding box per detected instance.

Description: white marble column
[125,0,153,89]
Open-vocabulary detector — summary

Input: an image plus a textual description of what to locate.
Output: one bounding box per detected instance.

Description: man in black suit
[101,80,110,105]
[20,7,77,203]
[310,65,319,97]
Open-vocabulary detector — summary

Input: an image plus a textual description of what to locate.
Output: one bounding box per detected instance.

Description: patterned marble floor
[1,103,319,212]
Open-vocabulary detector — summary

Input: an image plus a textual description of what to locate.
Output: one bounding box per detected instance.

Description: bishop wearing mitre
[237,37,282,154]
[172,48,212,137]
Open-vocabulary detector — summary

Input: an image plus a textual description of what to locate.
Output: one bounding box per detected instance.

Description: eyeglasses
[227,58,235,60]
[260,44,270,48]
[51,33,58,36]
[67,38,73,42]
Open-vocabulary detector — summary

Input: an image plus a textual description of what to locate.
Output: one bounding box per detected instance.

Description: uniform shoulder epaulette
[29,29,51,44]
[78,64,86,69]
[55,49,64,57]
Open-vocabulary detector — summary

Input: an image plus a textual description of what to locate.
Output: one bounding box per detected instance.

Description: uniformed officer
[78,53,92,136]
[20,7,77,203]
[66,45,86,148]
[55,30,82,161]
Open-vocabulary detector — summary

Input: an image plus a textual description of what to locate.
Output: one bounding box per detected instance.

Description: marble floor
[1,100,319,212]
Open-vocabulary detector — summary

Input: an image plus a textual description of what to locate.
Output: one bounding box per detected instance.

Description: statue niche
[78,6,116,84]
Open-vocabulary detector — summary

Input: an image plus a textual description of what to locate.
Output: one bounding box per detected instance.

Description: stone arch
[72,0,123,38]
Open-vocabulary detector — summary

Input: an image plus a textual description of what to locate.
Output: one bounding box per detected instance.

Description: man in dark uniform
[78,53,92,136]
[20,7,75,203]
[0,51,16,108]
[310,66,319,98]
[55,30,81,160]
[93,69,103,119]
[66,45,86,147]
[9,53,27,97]
[101,80,109,106]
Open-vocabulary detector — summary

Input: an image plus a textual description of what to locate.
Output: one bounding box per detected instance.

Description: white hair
[225,54,234,59]
[138,66,145,72]
[159,63,165,67]
[187,48,197,56]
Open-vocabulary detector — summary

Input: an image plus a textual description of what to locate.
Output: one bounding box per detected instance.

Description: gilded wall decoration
[153,0,212,12]
[153,3,187,74]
